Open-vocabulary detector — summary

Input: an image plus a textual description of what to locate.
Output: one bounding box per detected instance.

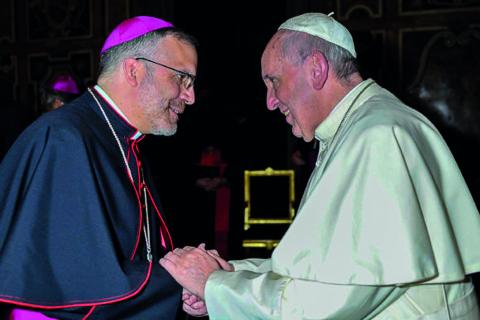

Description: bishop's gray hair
[98,27,197,80]
[278,30,358,82]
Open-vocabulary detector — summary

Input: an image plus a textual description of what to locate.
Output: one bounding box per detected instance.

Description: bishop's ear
[123,58,142,87]
[310,51,329,90]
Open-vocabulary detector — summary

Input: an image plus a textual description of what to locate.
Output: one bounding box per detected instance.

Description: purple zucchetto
[101,16,174,54]
[51,74,80,95]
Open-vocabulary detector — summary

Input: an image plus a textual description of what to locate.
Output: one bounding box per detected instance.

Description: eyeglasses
[135,57,196,89]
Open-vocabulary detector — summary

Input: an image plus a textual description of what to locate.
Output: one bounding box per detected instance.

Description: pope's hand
[160,245,220,299]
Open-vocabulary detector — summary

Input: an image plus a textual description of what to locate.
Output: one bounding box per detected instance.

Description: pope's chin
[292,126,313,142]
[291,125,303,139]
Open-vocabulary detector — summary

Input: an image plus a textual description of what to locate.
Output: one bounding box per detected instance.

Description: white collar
[94,84,143,139]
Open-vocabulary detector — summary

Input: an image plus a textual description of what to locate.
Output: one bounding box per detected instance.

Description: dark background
[1,0,480,300]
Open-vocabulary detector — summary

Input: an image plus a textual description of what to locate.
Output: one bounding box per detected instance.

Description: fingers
[182,289,207,316]
[191,300,206,309]
[202,249,233,271]
[171,245,205,256]
[178,244,233,271]
[172,243,213,254]
[159,257,174,271]
[182,288,193,301]
[193,244,219,258]
[183,293,199,305]
[160,247,208,271]
[207,249,219,257]
[161,245,232,273]
[215,258,233,271]
[159,251,178,271]
[183,302,208,317]
[182,289,208,317]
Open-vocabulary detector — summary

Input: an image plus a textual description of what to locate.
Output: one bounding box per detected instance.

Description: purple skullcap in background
[101,16,174,54]
[51,74,80,95]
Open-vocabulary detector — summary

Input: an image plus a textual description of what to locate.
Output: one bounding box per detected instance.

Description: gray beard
[150,125,177,136]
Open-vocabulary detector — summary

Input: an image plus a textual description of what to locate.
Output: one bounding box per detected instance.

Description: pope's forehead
[262,35,285,64]
[261,52,282,77]
[267,32,287,50]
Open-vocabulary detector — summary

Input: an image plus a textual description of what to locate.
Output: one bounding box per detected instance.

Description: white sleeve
[205,269,406,319]
[229,258,272,273]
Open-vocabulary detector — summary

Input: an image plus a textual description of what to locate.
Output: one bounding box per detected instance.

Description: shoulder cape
[0,91,180,314]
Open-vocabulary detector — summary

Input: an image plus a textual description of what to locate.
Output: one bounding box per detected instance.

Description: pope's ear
[123,58,143,87]
[310,51,329,90]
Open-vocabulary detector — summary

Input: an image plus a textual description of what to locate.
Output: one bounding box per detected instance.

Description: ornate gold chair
[242,167,295,251]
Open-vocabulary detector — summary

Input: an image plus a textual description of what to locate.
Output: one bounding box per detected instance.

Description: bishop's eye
[175,73,194,89]
[175,73,185,83]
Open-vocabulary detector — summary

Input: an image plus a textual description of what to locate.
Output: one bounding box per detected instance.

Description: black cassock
[0,88,181,319]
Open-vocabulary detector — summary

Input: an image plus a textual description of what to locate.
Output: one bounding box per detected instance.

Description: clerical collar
[314,79,375,144]
[94,85,143,139]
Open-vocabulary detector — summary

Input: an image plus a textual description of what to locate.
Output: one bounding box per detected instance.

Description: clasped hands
[160,243,233,317]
